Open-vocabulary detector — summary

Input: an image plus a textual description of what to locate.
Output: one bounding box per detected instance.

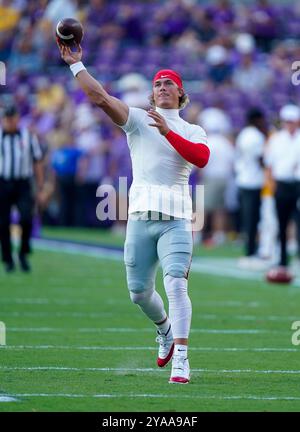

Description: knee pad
[130,289,153,306]
[164,263,189,278]
[160,238,192,279]
[127,277,154,294]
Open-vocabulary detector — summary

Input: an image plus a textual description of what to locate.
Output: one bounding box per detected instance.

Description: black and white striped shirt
[0,128,43,180]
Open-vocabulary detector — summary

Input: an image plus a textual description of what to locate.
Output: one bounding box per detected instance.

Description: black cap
[3,105,18,117]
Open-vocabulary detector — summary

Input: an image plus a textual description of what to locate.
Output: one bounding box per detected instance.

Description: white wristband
[70,61,86,77]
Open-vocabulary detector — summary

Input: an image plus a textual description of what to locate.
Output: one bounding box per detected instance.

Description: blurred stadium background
[1,0,300,412]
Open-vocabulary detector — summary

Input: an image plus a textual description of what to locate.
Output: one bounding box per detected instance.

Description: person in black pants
[265,104,300,269]
[0,105,44,272]
[235,108,268,260]
[274,181,299,266]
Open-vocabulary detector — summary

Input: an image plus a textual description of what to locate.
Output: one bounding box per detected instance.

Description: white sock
[130,289,166,323]
[174,344,188,357]
[164,275,192,339]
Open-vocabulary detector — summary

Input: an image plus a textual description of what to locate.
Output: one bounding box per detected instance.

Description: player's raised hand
[147,109,170,136]
[57,40,82,65]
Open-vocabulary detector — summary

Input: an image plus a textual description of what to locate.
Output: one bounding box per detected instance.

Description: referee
[0,105,44,272]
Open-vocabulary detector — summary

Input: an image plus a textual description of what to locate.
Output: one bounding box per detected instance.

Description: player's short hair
[149,92,190,110]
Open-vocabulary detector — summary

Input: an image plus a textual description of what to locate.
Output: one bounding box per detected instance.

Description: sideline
[33,238,300,286]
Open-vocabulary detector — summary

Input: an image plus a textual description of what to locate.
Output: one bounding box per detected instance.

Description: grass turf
[0,230,300,412]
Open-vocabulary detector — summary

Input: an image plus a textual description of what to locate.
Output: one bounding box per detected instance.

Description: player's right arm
[57,42,129,126]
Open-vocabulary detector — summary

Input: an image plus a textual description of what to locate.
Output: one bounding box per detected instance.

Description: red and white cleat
[169,355,190,384]
[156,325,174,368]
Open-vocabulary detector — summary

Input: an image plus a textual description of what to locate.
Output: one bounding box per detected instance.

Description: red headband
[152,69,183,89]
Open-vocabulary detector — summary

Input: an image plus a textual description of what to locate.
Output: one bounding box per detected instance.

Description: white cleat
[169,355,190,384]
[156,325,174,368]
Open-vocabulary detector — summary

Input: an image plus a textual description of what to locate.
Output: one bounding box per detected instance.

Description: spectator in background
[192,9,217,43]
[0,0,21,62]
[0,0,21,33]
[198,107,234,246]
[51,135,82,227]
[35,77,66,114]
[206,45,233,85]
[8,25,43,74]
[235,108,268,268]
[117,73,150,109]
[184,102,202,126]
[264,104,300,270]
[116,4,145,45]
[106,125,132,234]
[74,104,108,227]
[250,0,278,52]
[207,0,235,27]
[233,33,272,93]
[43,0,77,26]
[155,0,191,43]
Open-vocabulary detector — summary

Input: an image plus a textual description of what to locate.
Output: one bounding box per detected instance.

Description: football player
[57,41,210,384]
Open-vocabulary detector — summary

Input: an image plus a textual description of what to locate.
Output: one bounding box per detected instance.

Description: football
[56,18,83,47]
[265,266,294,284]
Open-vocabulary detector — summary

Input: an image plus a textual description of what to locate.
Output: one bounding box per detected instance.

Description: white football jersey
[120,106,207,219]
[264,129,300,181]
[235,126,266,188]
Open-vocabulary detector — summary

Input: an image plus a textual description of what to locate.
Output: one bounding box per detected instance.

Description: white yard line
[5,393,300,401]
[0,345,298,353]
[0,298,267,307]
[1,366,300,374]
[0,298,88,305]
[0,311,297,322]
[6,327,278,334]
[0,311,114,318]
[0,396,18,402]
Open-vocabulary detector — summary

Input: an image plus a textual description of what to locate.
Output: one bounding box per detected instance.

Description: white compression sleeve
[164,275,192,339]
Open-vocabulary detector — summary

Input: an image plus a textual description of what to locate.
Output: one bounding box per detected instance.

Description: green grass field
[0,227,300,412]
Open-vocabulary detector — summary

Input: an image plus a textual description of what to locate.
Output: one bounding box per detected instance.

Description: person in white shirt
[265,104,300,268]
[74,105,107,227]
[57,41,210,384]
[198,108,235,245]
[235,108,268,261]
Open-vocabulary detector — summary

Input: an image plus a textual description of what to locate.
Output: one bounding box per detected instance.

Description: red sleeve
[165,129,210,168]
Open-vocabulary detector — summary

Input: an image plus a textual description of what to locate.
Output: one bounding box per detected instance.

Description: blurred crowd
[1,0,300,262]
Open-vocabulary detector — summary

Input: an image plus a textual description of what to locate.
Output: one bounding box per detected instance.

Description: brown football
[56,18,83,47]
[265,266,294,284]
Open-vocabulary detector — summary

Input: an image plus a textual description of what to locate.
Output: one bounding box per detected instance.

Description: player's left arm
[147,109,210,168]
